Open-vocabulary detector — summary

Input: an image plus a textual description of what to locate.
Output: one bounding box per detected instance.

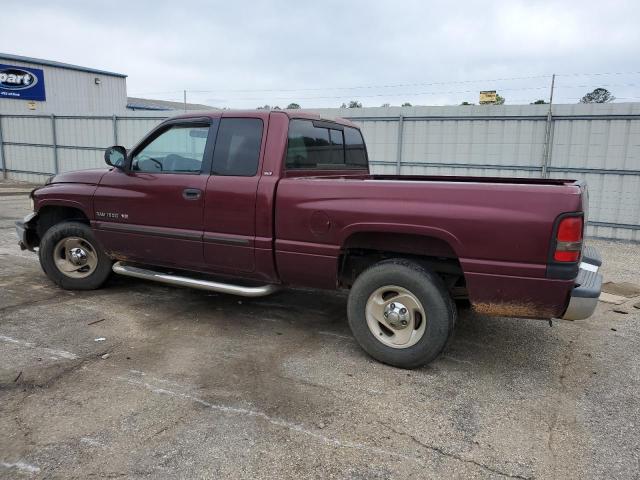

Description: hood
[50,168,110,185]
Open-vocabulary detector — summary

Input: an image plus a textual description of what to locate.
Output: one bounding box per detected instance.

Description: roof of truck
[166,109,360,129]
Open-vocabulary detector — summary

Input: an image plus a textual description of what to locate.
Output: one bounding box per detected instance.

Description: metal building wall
[0,56,128,115]
[0,103,638,240]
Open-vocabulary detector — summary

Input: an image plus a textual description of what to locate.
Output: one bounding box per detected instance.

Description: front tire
[347,259,455,369]
[39,221,112,290]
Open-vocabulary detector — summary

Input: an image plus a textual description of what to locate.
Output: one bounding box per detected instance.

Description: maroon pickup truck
[16,110,602,368]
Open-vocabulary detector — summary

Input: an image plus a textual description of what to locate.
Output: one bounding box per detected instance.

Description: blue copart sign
[0,64,46,101]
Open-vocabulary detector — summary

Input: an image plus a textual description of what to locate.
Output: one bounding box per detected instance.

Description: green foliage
[286,103,301,109]
[531,99,547,104]
[460,101,474,105]
[348,100,363,108]
[401,102,412,107]
[495,94,505,105]
[580,88,615,104]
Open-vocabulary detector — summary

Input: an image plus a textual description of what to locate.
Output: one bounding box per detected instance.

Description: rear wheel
[347,259,455,369]
[39,221,112,290]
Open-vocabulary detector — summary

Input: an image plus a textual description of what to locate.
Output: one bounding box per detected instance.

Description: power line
[186,75,552,94]
[191,84,638,102]
[130,70,640,97]
[556,71,640,77]
[225,86,551,102]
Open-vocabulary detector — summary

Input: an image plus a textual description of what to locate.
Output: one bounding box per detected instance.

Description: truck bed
[274,172,586,318]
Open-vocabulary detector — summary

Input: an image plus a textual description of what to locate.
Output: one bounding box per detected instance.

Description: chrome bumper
[562,247,603,320]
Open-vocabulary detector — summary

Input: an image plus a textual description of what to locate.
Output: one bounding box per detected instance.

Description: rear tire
[39,221,112,290]
[347,259,455,369]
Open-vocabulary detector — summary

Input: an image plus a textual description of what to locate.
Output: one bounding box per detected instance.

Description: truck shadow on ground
[106,274,570,376]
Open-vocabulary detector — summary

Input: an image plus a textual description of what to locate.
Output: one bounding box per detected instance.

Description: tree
[495,94,505,105]
[381,103,390,107]
[257,104,271,110]
[580,88,615,104]
[340,103,347,108]
[348,100,363,108]
[460,101,474,105]
[286,103,301,109]
[531,99,547,104]
[401,102,412,107]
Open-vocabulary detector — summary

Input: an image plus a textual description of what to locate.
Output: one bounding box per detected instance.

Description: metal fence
[315,103,640,241]
[1,103,639,241]
[0,113,166,181]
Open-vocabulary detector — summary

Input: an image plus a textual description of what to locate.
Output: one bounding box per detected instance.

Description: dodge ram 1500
[16,110,603,368]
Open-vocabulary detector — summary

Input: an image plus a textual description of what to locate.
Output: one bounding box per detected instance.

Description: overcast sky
[2,0,639,108]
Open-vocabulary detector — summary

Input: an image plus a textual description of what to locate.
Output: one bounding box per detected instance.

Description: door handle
[182,188,202,200]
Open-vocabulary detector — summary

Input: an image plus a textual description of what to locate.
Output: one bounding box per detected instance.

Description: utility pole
[541,74,555,178]
[183,90,187,112]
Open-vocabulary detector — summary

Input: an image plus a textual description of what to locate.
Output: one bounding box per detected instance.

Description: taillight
[553,216,583,262]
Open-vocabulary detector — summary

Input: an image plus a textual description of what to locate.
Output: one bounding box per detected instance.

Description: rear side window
[286,119,367,170]
[344,125,368,167]
[212,118,263,176]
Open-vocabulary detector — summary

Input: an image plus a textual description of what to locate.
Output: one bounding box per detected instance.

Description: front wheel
[39,221,112,290]
[347,259,456,369]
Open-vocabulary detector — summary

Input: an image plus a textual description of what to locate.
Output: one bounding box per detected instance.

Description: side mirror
[104,146,127,169]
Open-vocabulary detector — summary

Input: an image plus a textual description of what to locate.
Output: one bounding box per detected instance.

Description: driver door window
[132,125,209,173]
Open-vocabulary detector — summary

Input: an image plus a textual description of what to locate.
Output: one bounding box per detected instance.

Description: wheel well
[35,206,90,244]
[338,232,467,299]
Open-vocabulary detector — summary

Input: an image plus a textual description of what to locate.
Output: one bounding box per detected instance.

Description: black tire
[39,221,112,290]
[347,259,456,369]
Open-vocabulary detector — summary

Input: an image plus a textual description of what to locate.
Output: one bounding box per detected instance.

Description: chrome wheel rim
[53,237,99,279]
[365,285,427,349]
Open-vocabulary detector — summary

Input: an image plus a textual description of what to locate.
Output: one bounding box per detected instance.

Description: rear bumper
[16,212,38,251]
[562,250,603,320]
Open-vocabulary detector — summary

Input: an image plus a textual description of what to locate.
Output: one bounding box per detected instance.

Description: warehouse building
[0,53,215,115]
[0,53,129,115]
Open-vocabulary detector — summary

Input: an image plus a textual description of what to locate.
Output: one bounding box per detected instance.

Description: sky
[1,0,639,109]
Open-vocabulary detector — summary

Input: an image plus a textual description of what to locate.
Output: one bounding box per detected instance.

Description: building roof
[127,97,218,112]
[0,52,127,78]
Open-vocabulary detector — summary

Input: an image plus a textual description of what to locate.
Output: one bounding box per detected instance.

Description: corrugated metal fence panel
[1,105,639,240]
[56,118,114,148]
[57,148,103,172]
[4,144,54,174]
[116,118,165,148]
[587,225,639,242]
[358,120,399,164]
[369,163,397,175]
[0,116,53,144]
[399,119,547,168]
[398,164,541,178]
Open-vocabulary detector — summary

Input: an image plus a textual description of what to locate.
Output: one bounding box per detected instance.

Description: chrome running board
[112,262,280,297]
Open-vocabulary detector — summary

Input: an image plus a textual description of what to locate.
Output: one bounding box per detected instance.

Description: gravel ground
[1,193,639,479]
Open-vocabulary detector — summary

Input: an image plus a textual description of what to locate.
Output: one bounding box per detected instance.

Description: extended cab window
[286,119,367,170]
[132,125,209,173]
[211,118,263,176]
[344,125,368,167]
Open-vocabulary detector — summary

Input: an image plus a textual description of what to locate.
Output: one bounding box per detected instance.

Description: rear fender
[339,223,462,255]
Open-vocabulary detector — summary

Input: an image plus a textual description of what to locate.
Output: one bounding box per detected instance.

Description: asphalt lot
[1,188,639,479]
